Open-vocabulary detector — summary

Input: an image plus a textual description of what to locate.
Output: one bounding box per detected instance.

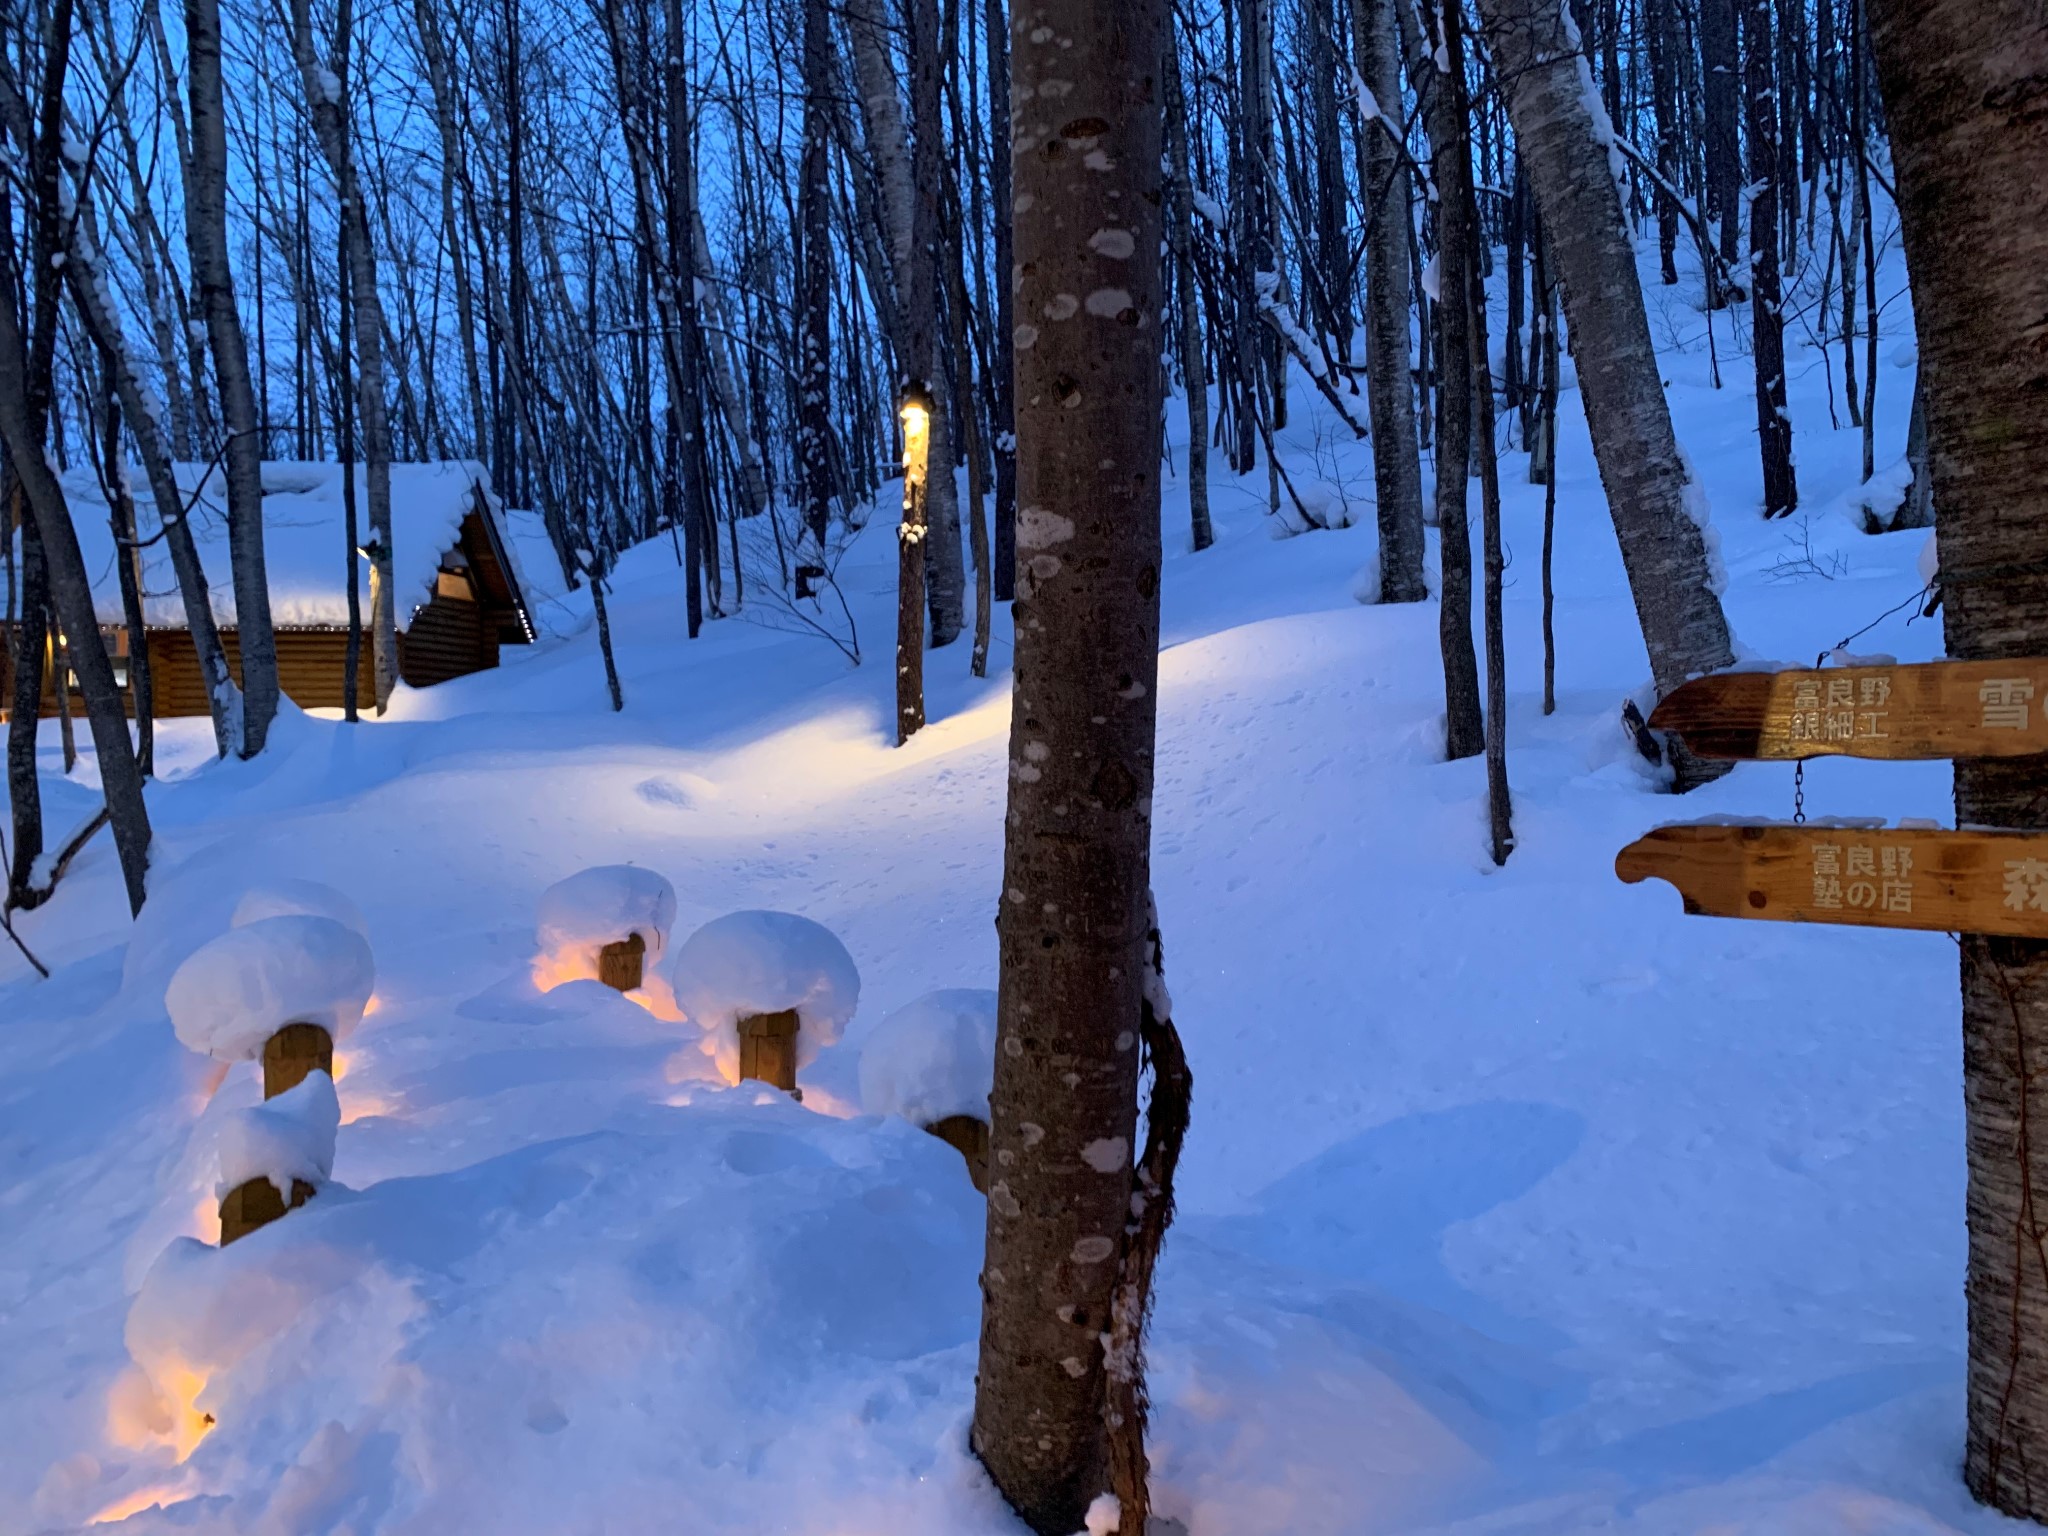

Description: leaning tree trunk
[292,0,399,709]
[972,0,1170,1530]
[1474,0,1737,790]
[1744,0,1797,517]
[0,250,151,915]
[1352,0,1425,603]
[1866,2,2048,1518]
[187,0,280,754]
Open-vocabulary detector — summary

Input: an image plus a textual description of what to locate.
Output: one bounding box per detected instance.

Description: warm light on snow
[108,1360,214,1463]
[88,1480,193,1524]
[164,1366,214,1463]
[190,1194,219,1245]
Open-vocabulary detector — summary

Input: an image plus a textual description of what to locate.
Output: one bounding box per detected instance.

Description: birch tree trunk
[1474,0,1737,790]
[1866,2,2048,1517]
[187,0,281,753]
[292,0,399,708]
[972,0,1170,1526]
[1352,0,1424,601]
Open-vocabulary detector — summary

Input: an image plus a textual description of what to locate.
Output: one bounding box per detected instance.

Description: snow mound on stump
[166,915,376,1061]
[535,865,678,980]
[671,910,860,1069]
[858,989,997,1126]
[215,1070,340,1202]
[230,878,369,941]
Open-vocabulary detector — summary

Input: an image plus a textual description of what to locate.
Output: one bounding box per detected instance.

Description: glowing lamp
[899,381,934,496]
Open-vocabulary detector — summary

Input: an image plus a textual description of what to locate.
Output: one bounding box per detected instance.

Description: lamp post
[896,380,932,745]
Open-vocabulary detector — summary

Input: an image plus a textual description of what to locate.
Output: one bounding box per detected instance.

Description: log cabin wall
[2,491,530,720]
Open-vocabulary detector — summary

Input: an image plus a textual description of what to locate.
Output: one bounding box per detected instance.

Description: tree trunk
[187,0,281,754]
[984,0,1017,599]
[972,1,1169,1529]
[1898,373,1932,531]
[909,0,965,648]
[1308,0,1349,340]
[1647,0,1682,285]
[59,204,240,757]
[1165,37,1213,554]
[1353,0,1425,601]
[1745,0,1797,517]
[0,252,151,915]
[1408,0,1484,759]
[1475,0,1736,790]
[1452,0,1513,863]
[797,0,834,556]
[292,0,399,709]
[1699,0,1741,303]
[1865,2,2048,1517]
[6,511,47,908]
[411,0,486,461]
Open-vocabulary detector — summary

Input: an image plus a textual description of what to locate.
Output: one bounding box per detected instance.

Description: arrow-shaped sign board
[1616,823,2048,939]
[1647,659,2048,761]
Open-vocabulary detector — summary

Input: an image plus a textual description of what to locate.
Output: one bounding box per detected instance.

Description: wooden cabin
[3,461,535,719]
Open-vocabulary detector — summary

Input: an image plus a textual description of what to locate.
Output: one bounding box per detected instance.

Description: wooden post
[736,1008,800,1094]
[218,1175,316,1245]
[597,932,646,991]
[924,1114,990,1192]
[262,1022,334,1100]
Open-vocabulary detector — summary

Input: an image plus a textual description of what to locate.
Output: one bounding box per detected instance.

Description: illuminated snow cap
[166,915,376,1062]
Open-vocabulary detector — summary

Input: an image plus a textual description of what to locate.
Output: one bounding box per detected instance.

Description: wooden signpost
[1646,658,2048,761]
[1617,657,2048,942]
[1618,823,2048,938]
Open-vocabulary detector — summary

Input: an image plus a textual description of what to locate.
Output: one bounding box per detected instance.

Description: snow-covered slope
[0,226,1997,1535]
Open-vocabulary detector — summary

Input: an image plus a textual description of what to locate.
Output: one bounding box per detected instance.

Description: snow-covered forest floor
[0,230,2010,1534]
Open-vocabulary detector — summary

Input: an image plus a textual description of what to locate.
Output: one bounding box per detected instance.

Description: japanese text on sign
[1791,675,1893,745]
[1980,678,2039,731]
[1812,839,1917,914]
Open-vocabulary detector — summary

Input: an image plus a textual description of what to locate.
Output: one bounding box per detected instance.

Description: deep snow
[0,218,2012,1535]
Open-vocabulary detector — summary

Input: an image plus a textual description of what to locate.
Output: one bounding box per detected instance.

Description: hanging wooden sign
[1615,823,2048,939]
[1646,659,2048,761]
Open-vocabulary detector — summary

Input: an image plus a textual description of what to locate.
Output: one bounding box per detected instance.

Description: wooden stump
[737,1008,800,1094]
[597,932,647,991]
[925,1114,991,1192]
[262,1023,334,1100]
[218,1175,317,1245]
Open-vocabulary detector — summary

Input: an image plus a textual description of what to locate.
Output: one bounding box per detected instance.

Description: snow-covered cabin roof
[17,459,530,632]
